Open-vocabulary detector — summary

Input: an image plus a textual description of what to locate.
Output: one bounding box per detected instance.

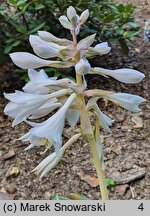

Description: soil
[0,0,149,200]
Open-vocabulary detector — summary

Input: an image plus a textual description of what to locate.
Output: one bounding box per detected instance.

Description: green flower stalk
[4,6,145,200]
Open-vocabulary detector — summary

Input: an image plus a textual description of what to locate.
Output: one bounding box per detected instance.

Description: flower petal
[29,35,59,59]
[66,109,80,127]
[38,31,72,45]
[92,67,145,84]
[88,42,111,56]
[28,69,50,82]
[67,6,77,21]
[79,9,89,25]
[77,34,96,50]
[28,93,77,153]
[10,52,52,69]
[59,15,72,29]
[111,93,146,112]
[75,59,91,75]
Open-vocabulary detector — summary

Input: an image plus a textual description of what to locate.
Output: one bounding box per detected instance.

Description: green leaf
[35,4,45,10]
[28,22,45,34]
[69,193,90,200]
[126,22,139,28]
[52,195,69,200]
[116,4,125,13]
[17,0,28,6]
[106,178,115,187]
[7,0,17,5]
[125,4,133,13]
[102,13,116,24]
[51,194,90,200]
[17,25,27,33]
[4,40,21,54]
[119,39,129,55]
[123,31,140,38]
[115,28,124,36]
[21,73,29,83]
[4,44,13,54]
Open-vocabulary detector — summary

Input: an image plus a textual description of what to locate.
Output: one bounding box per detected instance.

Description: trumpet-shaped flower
[75,59,91,75]
[91,67,145,84]
[32,133,81,178]
[110,93,146,112]
[38,31,72,46]
[29,35,64,59]
[4,89,69,126]
[93,104,114,133]
[28,99,62,119]
[25,93,77,153]
[23,69,57,94]
[34,151,62,178]
[19,132,54,151]
[10,52,75,69]
[23,69,77,94]
[87,42,111,56]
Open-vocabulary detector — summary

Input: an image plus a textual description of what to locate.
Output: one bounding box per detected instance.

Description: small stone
[5,184,16,194]
[115,184,129,197]
[131,116,143,128]
[44,192,52,199]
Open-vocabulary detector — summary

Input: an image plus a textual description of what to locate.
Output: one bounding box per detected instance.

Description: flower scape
[4,6,145,200]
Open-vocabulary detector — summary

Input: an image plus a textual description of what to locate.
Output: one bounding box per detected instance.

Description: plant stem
[72,29,109,200]
[86,133,109,200]
[80,104,109,200]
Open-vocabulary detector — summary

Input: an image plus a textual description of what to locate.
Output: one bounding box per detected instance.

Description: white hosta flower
[19,132,44,150]
[91,67,145,84]
[79,9,89,25]
[26,93,77,153]
[29,99,62,119]
[66,109,80,127]
[4,89,69,126]
[59,6,89,34]
[34,151,62,178]
[77,34,96,50]
[10,52,75,69]
[59,15,72,30]
[67,6,79,24]
[23,69,76,94]
[38,31,72,46]
[10,52,52,69]
[87,42,111,56]
[93,104,114,133]
[32,133,81,178]
[75,59,91,75]
[110,93,146,112]
[23,69,57,94]
[19,132,54,152]
[29,35,62,59]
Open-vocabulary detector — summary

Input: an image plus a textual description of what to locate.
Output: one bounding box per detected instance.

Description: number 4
[138,203,144,211]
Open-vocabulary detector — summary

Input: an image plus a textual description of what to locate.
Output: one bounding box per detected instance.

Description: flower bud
[75,59,91,75]
[79,9,89,25]
[59,16,72,30]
